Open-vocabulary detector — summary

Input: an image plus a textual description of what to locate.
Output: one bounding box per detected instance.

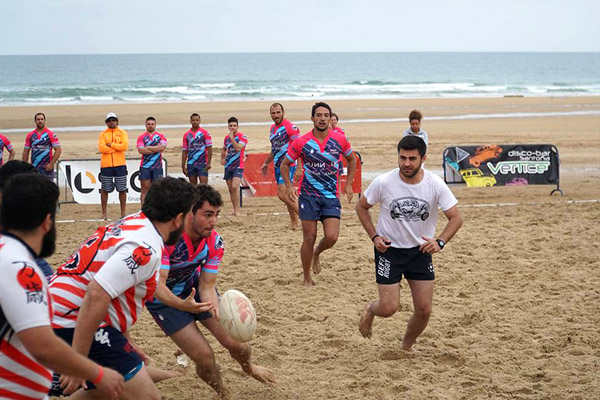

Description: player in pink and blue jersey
[22,113,61,180]
[220,117,248,216]
[182,113,212,185]
[137,116,167,204]
[146,184,275,397]
[260,103,301,228]
[281,102,357,286]
[0,133,15,167]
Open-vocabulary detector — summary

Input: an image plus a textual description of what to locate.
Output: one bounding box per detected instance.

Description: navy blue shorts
[298,195,341,221]
[274,165,296,185]
[139,167,163,181]
[224,167,243,180]
[49,326,143,396]
[374,246,434,284]
[147,286,218,336]
[187,163,209,177]
[35,165,55,180]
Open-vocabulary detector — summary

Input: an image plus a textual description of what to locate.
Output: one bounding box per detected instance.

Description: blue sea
[0,52,599,106]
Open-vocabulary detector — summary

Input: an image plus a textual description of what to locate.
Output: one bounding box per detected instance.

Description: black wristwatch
[436,239,445,249]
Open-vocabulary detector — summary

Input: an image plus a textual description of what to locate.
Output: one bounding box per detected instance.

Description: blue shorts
[100,166,128,193]
[49,326,143,396]
[35,165,55,180]
[187,163,209,177]
[224,167,243,180]
[147,286,219,336]
[374,246,434,284]
[139,167,163,181]
[274,165,296,185]
[298,195,341,221]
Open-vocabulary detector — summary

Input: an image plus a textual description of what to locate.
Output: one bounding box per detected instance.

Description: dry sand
[4,96,598,399]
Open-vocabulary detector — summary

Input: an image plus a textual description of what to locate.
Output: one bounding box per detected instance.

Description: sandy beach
[3,96,599,399]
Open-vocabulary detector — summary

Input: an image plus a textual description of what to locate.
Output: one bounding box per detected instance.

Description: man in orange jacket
[98,112,129,220]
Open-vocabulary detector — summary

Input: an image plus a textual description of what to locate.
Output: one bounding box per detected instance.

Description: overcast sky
[1,0,598,55]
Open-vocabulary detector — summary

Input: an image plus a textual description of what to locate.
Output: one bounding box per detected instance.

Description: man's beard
[165,223,185,246]
[39,223,56,258]
[400,163,422,179]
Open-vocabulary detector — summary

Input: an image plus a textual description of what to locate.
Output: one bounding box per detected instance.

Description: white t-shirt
[364,168,458,249]
[0,233,53,399]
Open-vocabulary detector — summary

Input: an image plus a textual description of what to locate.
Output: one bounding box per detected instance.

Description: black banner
[443,144,560,187]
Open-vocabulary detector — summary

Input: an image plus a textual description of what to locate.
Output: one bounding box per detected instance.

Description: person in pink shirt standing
[220,116,248,216]
[137,116,167,204]
[0,132,15,167]
[22,113,61,180]
[182,113,212,185]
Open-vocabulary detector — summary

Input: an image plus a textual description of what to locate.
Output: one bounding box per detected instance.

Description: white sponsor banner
[58,159,167,204]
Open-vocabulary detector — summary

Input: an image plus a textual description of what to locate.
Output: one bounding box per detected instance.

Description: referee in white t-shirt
[355,135,463,352]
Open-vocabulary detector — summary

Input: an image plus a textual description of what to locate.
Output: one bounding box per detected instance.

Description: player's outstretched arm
[154,274,214,314]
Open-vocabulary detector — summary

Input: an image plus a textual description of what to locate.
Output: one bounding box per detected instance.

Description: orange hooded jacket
[98,128,128,168]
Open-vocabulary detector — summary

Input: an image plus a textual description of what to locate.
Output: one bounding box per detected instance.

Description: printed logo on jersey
[61,235,100,271]
[124,243,154,274]
[16,263,46,304]
[215,236,224,250]
[389,197,431,221]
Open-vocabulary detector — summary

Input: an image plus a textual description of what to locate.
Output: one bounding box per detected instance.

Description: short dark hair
[34,112,46,121]
[270,103,284,112]
[408,109,423,122]
[1,174,58,231]
[190,113,200,120]
[331,113,339,120]
[192,184,223,213]
[311,102,332,118]
[142,177,195,222]
[0,161,38,190]
[228,116,238,125]
[146,116,156,122]
[398,135,427,157]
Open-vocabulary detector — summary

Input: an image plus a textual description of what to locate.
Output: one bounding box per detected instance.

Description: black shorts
[374,246,434,284]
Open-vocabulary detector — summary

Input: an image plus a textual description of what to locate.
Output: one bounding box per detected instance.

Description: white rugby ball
[218,289,257,342]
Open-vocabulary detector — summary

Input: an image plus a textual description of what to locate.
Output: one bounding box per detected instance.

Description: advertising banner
[58,159,167,204]
[442,144,560,189]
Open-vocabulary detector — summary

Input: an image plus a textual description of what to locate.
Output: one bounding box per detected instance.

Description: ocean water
[0,52,599,106]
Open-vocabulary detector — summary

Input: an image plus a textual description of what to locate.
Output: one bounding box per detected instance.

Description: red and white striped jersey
[0,233,53,400]
[49,212,163,333]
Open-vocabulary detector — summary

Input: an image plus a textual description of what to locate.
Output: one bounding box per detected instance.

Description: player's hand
[373,236,392,253]
[106,143,111,148]
[344,184,354,204]
[182,288,215,314]
[286,185,298,202]
[294,167,303,181]
[261,163,268,177]
[212,303,220,321]
[94,367,124,400]
[419,236,440,254]
[205,164,211,171]
[59,374,86,395]
[182,165,188,177]
[45,163,54,172]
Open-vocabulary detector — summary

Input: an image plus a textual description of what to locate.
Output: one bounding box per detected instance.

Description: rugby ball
[218,289,257,342]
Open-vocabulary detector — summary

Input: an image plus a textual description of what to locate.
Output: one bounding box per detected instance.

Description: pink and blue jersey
[183,128,212,167]
[286,130,352,199]
[269,119,300,167]
[24,128,60,169]
[223,132,248,170]
[331,126,346,136]
[137,131,167,170]
[147,230,224,305]
[0,134,13,167]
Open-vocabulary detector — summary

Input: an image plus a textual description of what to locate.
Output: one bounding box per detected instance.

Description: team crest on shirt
[124,243,155,274]
[389,197,431,221]
[15,262,46,304]
[214,236,224,250]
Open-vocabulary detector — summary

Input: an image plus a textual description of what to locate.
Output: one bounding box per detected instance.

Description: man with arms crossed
[182,113,212,185]
[48,178,212,399]
[356,136,462,351]
[0,174,123,399]
[261,103,301,229]
[281,102,356,286]
[99,112,129,220]
[220,117,248,216]
[22,112,61,180]
[147,184,275,399]
[137,116,167,204]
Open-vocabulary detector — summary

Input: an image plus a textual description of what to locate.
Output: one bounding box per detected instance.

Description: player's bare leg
[359,283,400,338]
[188,175,198,185]
[170,322,230,399]
[277,185,299,229]
[311,217,339,275]
[118,191,127,218]
[100,190,109,220]
[300,219,317,286]
[401,280,433,351]
[70,365,160,400]
[198,175,208,185]
[226,177,242,216]
[140,179,151,205]
[202,318,276,385]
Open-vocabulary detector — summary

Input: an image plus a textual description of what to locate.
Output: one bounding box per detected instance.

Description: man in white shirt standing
[355,136,462,352]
